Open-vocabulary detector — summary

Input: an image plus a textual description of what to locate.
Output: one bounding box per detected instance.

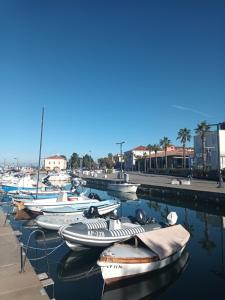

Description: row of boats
[1,172,190,285]
[0,170,141,193]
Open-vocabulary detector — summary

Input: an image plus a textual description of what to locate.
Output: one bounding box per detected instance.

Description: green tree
[152,144,160,169]
[98,156,114,169]
[177,128,191,168]
[69,153,80,170]
[195,121,210,171]
[160,137,171,168]
[82,154,95,170]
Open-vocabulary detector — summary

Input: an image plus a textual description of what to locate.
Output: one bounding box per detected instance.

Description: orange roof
[133,146,147,151]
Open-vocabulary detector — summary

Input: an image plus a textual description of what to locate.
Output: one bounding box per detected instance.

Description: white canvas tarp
[137,224,190,260]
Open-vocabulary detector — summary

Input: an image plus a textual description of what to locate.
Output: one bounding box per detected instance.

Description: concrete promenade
[124,172,225,194]
[0,208,49,300]
[83,171,225,204]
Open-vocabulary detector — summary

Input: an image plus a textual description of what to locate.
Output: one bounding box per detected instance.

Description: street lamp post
[116,141,125,178]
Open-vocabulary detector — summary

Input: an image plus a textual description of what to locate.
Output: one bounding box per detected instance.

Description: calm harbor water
[4,187,225,300]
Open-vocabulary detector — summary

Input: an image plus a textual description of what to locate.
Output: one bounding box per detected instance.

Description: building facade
[194,130,225,170]
[44,155,67,171]
[124,146,152,171]
[124,145,194,171]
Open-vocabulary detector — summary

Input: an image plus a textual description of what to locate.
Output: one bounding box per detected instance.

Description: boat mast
[36,107,44,198]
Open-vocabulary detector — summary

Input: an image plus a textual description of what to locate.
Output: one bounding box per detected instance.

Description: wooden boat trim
[99,255,159,264]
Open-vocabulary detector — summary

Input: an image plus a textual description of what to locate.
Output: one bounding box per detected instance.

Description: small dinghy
[36,200,120,230]
[37,215,104,230]
[59,209,162,249]
[97,224,190,284]
[42,200,120,216]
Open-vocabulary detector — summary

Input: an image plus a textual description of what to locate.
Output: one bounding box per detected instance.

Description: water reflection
[211,216,225,280]
[58,247,102,282]
[198,213,216,253]
[102,251,190,300]
[107,190,138,201]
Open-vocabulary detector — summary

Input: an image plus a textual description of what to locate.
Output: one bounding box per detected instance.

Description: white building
[194,130,225,170]
[44,155,67,171]
[124,146,150,170]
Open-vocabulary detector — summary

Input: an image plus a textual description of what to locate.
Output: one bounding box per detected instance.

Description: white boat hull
[24,198,99,213]
[108,183,140,193]
[98,246,185,284]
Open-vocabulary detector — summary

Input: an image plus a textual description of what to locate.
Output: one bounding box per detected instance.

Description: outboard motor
[167,212,178,226]
[42,175,50,185]
[84,206,99,218]
[70,186,77,194]
[135,209,147,225]
[88,193,102,201]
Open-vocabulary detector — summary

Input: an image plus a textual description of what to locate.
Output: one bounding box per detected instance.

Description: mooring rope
[22,241,65,261]
[22,241,65,252]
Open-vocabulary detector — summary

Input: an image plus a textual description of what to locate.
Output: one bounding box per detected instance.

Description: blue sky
[0,0,225,164]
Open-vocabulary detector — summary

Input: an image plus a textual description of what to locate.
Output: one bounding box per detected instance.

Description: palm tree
[152,144,160,169]
[195,121,210,171]
[159,137,171,168]
[147,144,153,171]
[177,128,191,168]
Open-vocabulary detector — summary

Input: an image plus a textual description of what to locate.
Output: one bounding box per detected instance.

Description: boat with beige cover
[97,224,190,284]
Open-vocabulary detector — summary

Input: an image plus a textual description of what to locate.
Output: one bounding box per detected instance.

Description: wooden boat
[102,250,189,300]
[59,211,162,249]
[97,224,190,284]
[107,182,140,193]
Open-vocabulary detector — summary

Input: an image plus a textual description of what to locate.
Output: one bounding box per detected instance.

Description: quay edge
[82,176,225,206]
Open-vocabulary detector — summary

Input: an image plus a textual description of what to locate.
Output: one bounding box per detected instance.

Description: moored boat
[102,250,190,300]
[41,200,120,216]
[35,200,120,230]
[58,210,162,248]
[2,175,45,192]
[107,182,140,193]
[14,191,100,213]
[97,224,190,284]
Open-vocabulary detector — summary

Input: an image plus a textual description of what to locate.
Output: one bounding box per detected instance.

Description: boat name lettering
[88,230,105,237]
[107,265,122,269]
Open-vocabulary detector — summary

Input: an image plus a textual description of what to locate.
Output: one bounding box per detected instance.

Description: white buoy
[167,212,178,226]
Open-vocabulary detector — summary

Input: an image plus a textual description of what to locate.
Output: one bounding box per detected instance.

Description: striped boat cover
[83,220,108,230]
[109,225,145,237]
